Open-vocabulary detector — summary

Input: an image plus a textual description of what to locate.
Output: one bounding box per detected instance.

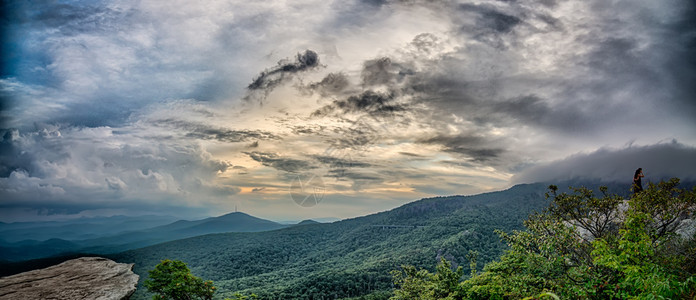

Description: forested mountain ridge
[113,182,559,299]
[390,178,696,299]
[86,211,287,248]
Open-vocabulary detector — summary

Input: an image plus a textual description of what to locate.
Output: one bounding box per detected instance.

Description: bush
[144,259,215,300]
[392,178,696,299]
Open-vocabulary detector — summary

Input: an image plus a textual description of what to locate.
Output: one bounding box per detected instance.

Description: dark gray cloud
[489,95,552,124]
[386,60,594,137]
[305,72,351,97]
[512,141,696,184]
[184,129,275,143]
[451,148,505,163]
[322,117,386,151]
[0,127,74,180]
[311,90,406,117]
[657,3,696,119]
[305,56,413,119]
[244,151,315,173]
[482,94,587,133]
[537,0,558,8]
[232,165,249,175]
[409,33,441,55]
[361,57,413,87]
[459,3,522,34]
[417,134,505,163]
[326,169,384,191]
[153,119,280,143]
[398,152,427,158]
[291,124,327,136]
[246,50,320,95]
[311,155,372,169]
[360,0,696,144]
[0,129,25,177]
[438,160,476,169]
[327,169,382,181]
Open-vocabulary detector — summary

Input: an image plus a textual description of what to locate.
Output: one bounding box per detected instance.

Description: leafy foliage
[225,292,258,300]
[144,259,215,300]
[391,258,464,300]
[392,178,696,299]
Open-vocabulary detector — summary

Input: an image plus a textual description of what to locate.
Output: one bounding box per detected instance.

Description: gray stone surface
[0,257,138,300]
[565,199,694,242]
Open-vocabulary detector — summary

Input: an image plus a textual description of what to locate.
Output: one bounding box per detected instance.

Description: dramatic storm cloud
[1,0,695,222]
[512,141,696,184]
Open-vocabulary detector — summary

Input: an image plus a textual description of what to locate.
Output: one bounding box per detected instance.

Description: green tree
[391,178,696,299]
[391,258,464,300]
[144,259,215,300]
[466,250,478,278]
[590,179,696,298]
[225,292,258,300]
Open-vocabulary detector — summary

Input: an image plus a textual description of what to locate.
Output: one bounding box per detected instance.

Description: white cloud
[1,0,695,221]
[0,121,240,217]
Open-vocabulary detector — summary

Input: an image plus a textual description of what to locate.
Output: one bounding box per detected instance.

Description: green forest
[391,178,696,299]
[112,179,695,299]
[113,182,551,299]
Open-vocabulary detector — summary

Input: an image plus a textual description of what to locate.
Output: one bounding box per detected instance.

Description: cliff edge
[0,257,138,300]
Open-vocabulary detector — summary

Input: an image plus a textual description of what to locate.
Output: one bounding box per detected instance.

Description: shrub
[144,259,215,300]
[392,178,696,299]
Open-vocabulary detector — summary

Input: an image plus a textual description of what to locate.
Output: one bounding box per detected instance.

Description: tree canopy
[392,178,696,299]
[144,259,216,300]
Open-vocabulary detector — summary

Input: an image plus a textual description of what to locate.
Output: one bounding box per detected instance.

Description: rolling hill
[112,182,556,299]
[4,179,659,298]
[79,212,287,252]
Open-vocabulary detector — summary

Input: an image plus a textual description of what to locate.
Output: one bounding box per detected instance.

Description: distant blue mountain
[145,212,286,236]
[0,238,80,264]
[0,215,178,242]
[0,212,286,262]
[278,217,341,224]
[294,219,321,226]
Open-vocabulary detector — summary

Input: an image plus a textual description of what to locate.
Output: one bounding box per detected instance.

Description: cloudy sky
[1,0,695,222]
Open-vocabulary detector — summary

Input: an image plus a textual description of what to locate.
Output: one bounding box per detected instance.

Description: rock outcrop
[566,199,695,242]
[0,257,138,300]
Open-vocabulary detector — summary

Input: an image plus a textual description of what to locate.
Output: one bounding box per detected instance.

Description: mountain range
[112,182,555,299]
[0,212,288,263]
[0,215,179,242]
[4,179,686,299]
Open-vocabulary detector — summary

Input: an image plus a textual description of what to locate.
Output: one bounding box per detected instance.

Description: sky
[1,0,695,223]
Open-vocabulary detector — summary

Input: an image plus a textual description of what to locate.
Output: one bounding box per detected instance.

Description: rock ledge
[0,257,138,300]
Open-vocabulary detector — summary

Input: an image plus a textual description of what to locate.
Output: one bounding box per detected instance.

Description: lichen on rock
[0,257,138,300]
